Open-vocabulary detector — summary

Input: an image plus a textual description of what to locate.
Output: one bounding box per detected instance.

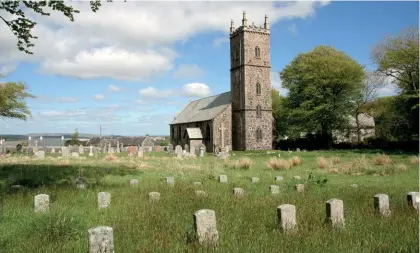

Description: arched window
[206,124,211,141]
[256,128,263,142]
[256,105,262,118]
[256,83,261,95]
[255,46,260,58]
[178,126,181,140]
[235,48,240,61]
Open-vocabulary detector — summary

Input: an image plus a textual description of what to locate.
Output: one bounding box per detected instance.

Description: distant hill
[0,133,169,140]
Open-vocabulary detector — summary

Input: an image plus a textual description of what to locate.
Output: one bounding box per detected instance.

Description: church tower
[230,11,272,151]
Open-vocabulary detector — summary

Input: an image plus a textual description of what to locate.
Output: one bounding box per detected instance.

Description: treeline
[272,27,419,152]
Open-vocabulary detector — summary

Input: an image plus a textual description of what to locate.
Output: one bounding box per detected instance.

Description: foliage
[371,27,419,140]
[307,172,328,187]
[0,82,35,120]
[159,140,169,146]
[280,46,365,147]
[271,89,290,139]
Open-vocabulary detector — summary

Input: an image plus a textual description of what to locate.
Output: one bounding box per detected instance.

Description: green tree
[280,45,365,147]
[70,128,79,146]
[272,89,289,139]
[0,82,35,120]
[0,0,106,54]
[371,27,419,140]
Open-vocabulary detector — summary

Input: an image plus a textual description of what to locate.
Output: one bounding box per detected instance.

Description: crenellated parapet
[230,12,270,38]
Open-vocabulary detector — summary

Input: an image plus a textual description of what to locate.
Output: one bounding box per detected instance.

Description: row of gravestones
[30,189,420,253]
[170,144,206,158]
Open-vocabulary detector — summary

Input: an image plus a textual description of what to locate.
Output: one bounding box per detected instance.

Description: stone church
[170,12,273,153]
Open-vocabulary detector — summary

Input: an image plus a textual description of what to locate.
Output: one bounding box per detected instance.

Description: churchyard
[0,149,418,252]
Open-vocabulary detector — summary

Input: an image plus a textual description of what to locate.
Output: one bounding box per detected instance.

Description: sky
[0,1,418,136]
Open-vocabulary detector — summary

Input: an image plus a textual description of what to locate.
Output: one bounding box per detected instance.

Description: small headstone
[193,209,219,246]
[116,141,120,153]
[295,184,305,192]
[275,176,284,181]
[184,144,189,152]
[71,152,79,158]
[51,148,56,154]
[130,179,139,187]
[166,176,175,186]
[79,145,84,154]
[98,192,111,209]
[350,184,359,188]
[199,146,205,157]
[155,145,161,152]
[293,176,301,180]
[195,190,206,197]
[138,149,144,157]
[296,148,300,152]
[374,194,391,217]
[76,177,87,189]
[88,226,114,253]
[270,185,280,195]
[325,198,345,228]
[175,145,182,158]
[149,192,160,202]
[89,145,93,157]
[407,192,420,210]
[251,177,260,183]
[193,182,202,186]
[35,150,45,159]
[233,187,245,196]
[34,194,49,213]
[218,175,228,183]
[277,204,297,233]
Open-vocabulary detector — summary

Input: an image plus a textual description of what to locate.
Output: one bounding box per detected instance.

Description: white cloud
[0,1,330,80]
[287,23,297,36]
[182,82,211,98]
[271,72,289,97]
[93,94,105,100]
[58,97,79,103]
[107,84,121,92]
[40,110,87,117]
[172,64,204,79]
[212,37,229,47]
[138,87,172,98]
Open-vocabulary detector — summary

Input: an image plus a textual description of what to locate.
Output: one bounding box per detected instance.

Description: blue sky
[0,1,418,136]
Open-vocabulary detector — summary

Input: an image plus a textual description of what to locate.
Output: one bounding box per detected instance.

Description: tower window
[255,46,260,58]
[256,83,261,95]
[256,128,263,142]
[256,105,262,118]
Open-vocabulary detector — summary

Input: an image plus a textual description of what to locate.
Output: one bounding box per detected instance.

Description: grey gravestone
[34,194,49,213]
[193,182,202,186]
[138,148,144,157]
[175,145,182,158]
[130,179,139,187]
[325,198,345,228]
[233,188,245,196]
[374,194,391,217]
[277,204,297,233]
[71,152,79,158]
[110,147,115,154]
[184,144,189,153]
[89,145,93,157]
[35,150,45,159]
[270,185,280,195]
[62,147,69,157]
[168,143,174,153]
[407,192,420,210]
[195,190,206,197]
[98,192,111,209]
[199,146,205,157]
[79,145,84,154]
[296,148,300,152]
[218,175,228,183]
[275,176,284,181]
[149,192,160,202]
[88,226,114,253]
[76,177,87,189]
[295,184,305,192]
[251,177,260,183]
[166,177,175,186]
[51,148,56,154]
[116,141,120,153]
[193,209,219,246]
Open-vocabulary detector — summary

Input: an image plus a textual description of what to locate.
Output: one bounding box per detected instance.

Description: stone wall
[213,105,232,152]
[170,120,213,152]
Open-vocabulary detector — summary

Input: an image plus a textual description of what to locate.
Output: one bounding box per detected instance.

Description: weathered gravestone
[98,192,111,209]
[406,192,420,210]
[51,148,55,154]
[277,204,297,233]
[251,177,260,183]
[199,146,205,157]
[325,198,345,228]
[270,185,280,195]
[175,145,182,158]
[193,209,219,246]
[166,176,175,186]
[184,144,189,152]
[88,226,114,253]
[76,177,87,189]
[138,148,144,157]
[34,194,49,213]
[79,145,84,154]
[233,188,245,196]
[89,145,93,157]
[275,176,284,181]
[195,190,207,197]
[71,152,79,158]
[374,194,391,217]
[218,175,228,183]
[149,192,160,202]
[168,143,174,153]
[295,184,305,192]
[130,179,139,187]
[35,150,45,159]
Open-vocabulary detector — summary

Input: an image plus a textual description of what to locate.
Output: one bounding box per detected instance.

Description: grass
[0,150,418,252]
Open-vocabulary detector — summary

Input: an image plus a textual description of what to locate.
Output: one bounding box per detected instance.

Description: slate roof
[170,92,231,124]
[186,128,203,139]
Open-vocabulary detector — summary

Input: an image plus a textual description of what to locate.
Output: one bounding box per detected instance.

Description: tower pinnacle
[242,11,247,27]
[264,14,269,29]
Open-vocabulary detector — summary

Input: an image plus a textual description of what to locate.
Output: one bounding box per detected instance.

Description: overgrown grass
[0,150,418,252]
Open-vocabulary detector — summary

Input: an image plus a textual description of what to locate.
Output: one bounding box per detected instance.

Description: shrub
[266,158,291,170]
[317,157,331,169]
[289,156,301,166]
[231,157,252,170]
[332,157,340,165]
[374,154,393,165]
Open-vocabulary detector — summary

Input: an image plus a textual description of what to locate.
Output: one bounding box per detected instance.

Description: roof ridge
[190,91,230,103]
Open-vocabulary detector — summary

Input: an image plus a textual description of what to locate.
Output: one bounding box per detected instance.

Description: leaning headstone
[325,198,345,228]
[76,177,87,189]
[193,209,219,246]
[88,226,114,253]
[218,175,228,183]
[277,204,297,233]
[35,150,45,159]
[175,145,182,158]
[149,192,160,202]
[34,194,49,213]
[295,184,305,192]
[195,190,206,197]
[374,194,391,217]
[407,192,420,210]
[233,188,245,196]
[251,177,260,183]
[71,152,79,158]
[166,176,175,186]
[130,179,139,187]
[270,185,280,195]
[98,192,111,209]
[275,176,284,181]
